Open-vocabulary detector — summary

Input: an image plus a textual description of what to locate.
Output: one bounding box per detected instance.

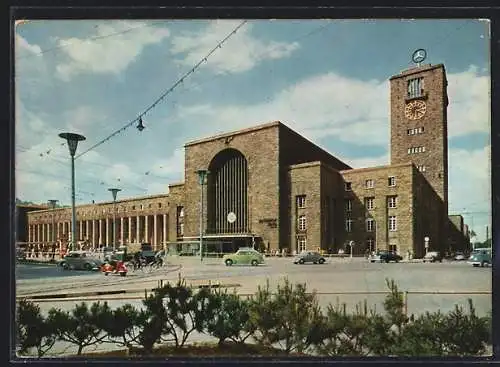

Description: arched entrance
[206,148,249,234]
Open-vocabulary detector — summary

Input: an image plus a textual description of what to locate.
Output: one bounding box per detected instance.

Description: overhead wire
[75,20,248,160]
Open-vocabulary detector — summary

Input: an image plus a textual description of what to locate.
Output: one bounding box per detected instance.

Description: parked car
[467,248,491,267]
[423,251,443,263]
[58,251,103,271]
[293,251,326,264]
[369,250,402,263]
[223,247,264,266]
[454,252,466,261]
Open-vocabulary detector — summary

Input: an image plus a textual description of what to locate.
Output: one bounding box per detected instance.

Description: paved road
[16,258,492,357]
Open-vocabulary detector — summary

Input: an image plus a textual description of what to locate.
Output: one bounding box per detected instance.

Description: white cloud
[447,66,490,137]
[170,20,300,75]
[447,145,491,241]
[55,21,170,81]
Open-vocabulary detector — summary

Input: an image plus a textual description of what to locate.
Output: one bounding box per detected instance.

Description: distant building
[16,204,48,244]
[25,61,470,256]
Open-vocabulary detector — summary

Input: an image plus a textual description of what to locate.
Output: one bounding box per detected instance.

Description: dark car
[369,250,403,263]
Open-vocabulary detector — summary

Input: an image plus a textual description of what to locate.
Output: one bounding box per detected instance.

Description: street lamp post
[48,199,58,255]
[108,188,121,251]
[59,132,86,252]
[196,169,209,262]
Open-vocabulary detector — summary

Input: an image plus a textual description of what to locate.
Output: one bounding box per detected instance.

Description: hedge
[16,277,492,357]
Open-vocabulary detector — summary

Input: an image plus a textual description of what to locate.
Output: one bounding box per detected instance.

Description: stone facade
[23,62,468,256]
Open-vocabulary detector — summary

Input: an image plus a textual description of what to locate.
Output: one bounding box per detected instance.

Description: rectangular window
[296,195,306,209]
[158,203,162,208]
[179,223,184,236]
[422,146,426,152]
[366,218,374,232]
[365,197,374,210]
[407,148,411,154]
[388,195,397,209]
[298,215,307,231]
[366,237,376,252]
[407,77,424,99]
[298,237,307,252]
[345,219,353,233]
[389,244,397,253]
[388,176,396,187]
[345,199,352,212]
[365,179,374,189]
[345,182,352,191]
[389,216,397,231]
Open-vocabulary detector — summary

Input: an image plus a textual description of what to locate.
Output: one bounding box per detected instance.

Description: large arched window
[207,149,249,234]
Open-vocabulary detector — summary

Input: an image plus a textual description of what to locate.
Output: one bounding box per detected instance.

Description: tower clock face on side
[404,100,427,120]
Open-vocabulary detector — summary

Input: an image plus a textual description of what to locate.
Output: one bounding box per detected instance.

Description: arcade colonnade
[27,213,168,249]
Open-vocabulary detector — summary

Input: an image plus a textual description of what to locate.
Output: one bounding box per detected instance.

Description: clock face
[404,100,427,120]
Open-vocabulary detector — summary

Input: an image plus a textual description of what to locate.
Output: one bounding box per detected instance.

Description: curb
[17,283,241,301]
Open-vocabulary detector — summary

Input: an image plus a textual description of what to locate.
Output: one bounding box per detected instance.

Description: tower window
[388,176,396,187]
[298,215,307,231]
[345,219,353,233]
[345,182,352,191]
[365,179,374,189]
[407,127,425,136]
[417,165,426,172]
[296,195,306,209]
[407,77,424,99]
[387,195,397,209]
[389,216,397,231]
[366,218,375,232]
[345,199,352,212]
[365,197,374,210]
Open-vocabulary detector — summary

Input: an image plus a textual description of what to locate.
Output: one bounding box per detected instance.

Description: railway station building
[25,62,470,257]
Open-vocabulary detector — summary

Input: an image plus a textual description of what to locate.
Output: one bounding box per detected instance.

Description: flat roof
[184,121,281,147]
[389,64,445,80]
[340,162,414,174]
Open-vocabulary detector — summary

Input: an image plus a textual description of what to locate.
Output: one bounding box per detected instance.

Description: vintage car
[467,248,491,267]
[223,247,264,266]
[423,251,443,263]
[58,251,103,271]
[293,251,326,264]
[369,250,403,263]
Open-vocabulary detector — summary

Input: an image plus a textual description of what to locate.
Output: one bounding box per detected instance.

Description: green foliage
[139,278,218,350]
[16,299,57,357]
[47,302,110,355]
[16,278,493,358]
[205,288,253,345]
[98,303,144,350]
[248,277,323,354]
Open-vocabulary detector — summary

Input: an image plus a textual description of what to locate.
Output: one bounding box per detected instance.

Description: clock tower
[389,57,449,209]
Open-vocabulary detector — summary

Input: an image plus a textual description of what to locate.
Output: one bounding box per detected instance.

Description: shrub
[47,302,110,355]
[248,277,323,354]
[16,299,57,357]
[138,277,218,351]
[98,303,145,351]
[205,288,253,345]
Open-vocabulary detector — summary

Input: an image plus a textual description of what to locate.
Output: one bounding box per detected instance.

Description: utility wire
[29,20,336,159]
[75,20,248,160]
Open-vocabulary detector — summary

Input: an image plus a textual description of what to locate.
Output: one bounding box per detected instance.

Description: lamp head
[59,132,86,157]
[108,188,122,201]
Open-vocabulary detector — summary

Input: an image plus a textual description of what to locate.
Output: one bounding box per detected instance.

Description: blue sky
[15,19,490,241]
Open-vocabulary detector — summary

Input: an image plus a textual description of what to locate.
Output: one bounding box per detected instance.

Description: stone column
[92,220,97,247]
[128,217,132,243]
[86,220,90,242]
[106,217,110,245]
[163,214,167,251]
[136,216,141,243]
[28,224,32,243]
[153,214,158,249]
[37,224,41,244]
[41,224,45,243]
[56,222,60,241]
[79,221,83,241]
[145,215,149,244]
[99,219,103,245]
[120,217,124,245]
